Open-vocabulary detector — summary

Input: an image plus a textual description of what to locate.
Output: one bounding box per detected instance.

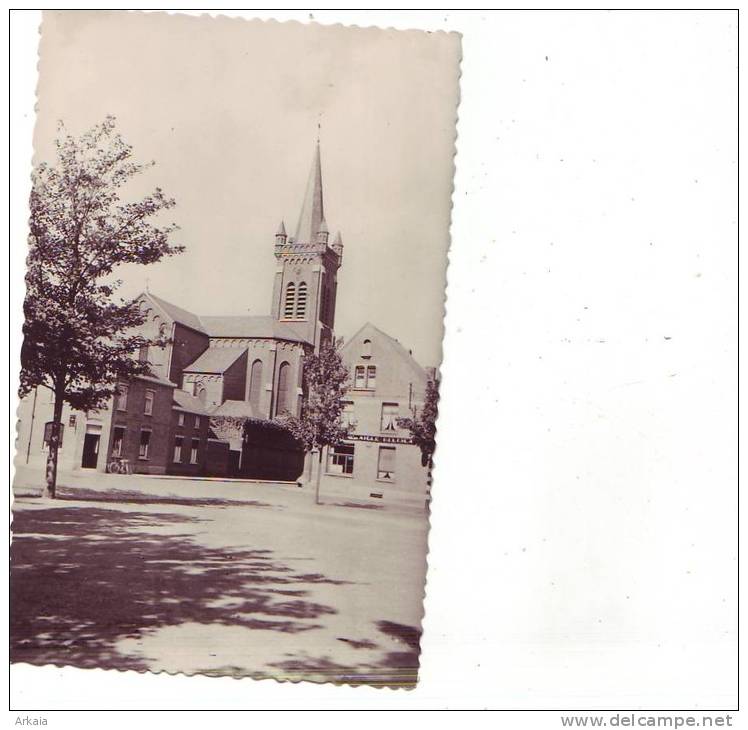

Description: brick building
[318,323,435,508]
[15,140,436,504]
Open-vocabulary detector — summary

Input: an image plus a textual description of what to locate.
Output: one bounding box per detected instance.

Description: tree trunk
[314,447,324,506]
[43,391,64,499]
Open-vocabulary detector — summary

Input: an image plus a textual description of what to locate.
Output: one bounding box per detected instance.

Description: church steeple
[294,141,324,245]
[270,138,343,352]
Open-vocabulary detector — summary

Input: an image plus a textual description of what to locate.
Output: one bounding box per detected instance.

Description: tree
[398,378,440,469]
[20,116,183,497]
[279,340,351,504]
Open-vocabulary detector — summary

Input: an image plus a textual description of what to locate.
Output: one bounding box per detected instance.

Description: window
[354,365,376,389]
[138,429,151,460]
[341,400,356,427]
[68,414,77,428]
[249,359,263,411]
[178,412,185,427]
[276,361,290,415]
[362,339,372,358]
[197,387,207,404]
[138,344,149,363]
[377,446,396,481]
[284,282,296,318]
[112,427,126,457]
[381,402,399,432]
[144,389,155,416]
[296,282,307,319]
[173,436,183,462]
[190,439,199,464]
[116,385,129,411]
[327,443,354,475]
[195,415,201,429]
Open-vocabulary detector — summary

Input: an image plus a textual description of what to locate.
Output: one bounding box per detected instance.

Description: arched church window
[296,282,308,319]
[362,339,372,358]
[276,362,291,415]
[249,359,263,412]
[284,282,296,318]
[197,387,207,404]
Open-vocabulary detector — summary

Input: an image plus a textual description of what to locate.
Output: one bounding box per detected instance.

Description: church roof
[141,292,312,344]
[294,141,325,244]
[147,292,206,333]
[183,348,246,374]
[199,315,310,343]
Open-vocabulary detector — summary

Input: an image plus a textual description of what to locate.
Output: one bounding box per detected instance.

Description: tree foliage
[398,378,440,467]
[279,340,351,454]
[20,116,183,411]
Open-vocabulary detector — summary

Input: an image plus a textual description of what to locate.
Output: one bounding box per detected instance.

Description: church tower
[271,141,343,351]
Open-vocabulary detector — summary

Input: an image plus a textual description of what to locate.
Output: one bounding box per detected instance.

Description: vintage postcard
[11,11,460,688]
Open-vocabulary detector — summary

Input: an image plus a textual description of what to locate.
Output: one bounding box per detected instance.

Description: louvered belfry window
[284,282,296,318]
[296,282,308,319]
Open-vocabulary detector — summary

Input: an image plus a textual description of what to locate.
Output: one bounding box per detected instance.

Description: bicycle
[108,457,133,475]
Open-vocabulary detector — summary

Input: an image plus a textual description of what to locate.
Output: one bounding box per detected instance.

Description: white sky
[33,11,460,368]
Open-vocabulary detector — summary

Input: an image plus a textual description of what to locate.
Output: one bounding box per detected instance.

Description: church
[15,143,435,507]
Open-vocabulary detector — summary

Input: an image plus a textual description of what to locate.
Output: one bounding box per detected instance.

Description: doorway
[81,433,100,469]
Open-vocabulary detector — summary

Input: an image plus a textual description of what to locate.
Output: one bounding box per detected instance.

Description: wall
[14,388,115,477]
[107,378,173,475]
[166,408,210,476]
[134,305,172,381]
[182,372,224,409]
[169,322,209,387]
[320,439,428,508]
[222,349,248,401]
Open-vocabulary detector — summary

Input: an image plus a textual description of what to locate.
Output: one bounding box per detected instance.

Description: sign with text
[348,433,414,446]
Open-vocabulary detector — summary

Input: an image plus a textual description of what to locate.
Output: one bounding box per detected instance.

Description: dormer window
[362,339,372,359]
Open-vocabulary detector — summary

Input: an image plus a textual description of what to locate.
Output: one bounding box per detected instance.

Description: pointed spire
[332,231,343,262]
[295,141,325,245]
[276,220,286,236]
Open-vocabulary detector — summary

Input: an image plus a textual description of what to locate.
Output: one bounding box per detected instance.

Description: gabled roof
[342,322,430,384]
[172,389,212,415]
[199,315,310,343]
[146,292,206,334]
[140,292,312,345]
[183,347,246,375]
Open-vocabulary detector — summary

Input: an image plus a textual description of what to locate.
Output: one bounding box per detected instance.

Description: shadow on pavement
[10,503,343,673]
[269,620,422,689]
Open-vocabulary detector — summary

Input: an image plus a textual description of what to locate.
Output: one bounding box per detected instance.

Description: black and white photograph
[11,10,460,688]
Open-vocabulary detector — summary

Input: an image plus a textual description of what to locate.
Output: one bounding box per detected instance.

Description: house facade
[318,323,436,508]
